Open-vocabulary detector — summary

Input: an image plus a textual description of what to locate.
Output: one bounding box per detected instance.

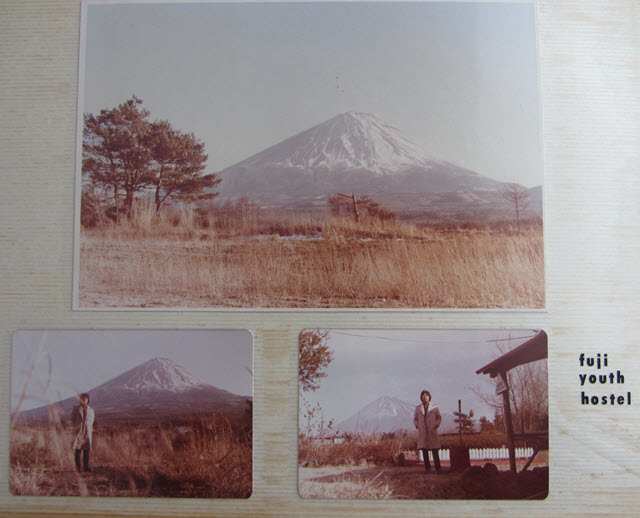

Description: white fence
[419,447,534,462]
[469,447,534,460]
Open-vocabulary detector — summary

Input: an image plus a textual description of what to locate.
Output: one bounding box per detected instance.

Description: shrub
[10,415,252,497]
[299,433,415,467]
[81,189,109,228]
[440,432,509,449]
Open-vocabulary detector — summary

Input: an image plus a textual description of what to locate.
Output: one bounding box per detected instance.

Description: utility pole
[458,400,462,446]
[336,193,359,223]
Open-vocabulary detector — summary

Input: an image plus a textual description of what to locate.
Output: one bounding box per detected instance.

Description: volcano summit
[331,395,462,436]
[217,112,508,210]
[19,357,250,422]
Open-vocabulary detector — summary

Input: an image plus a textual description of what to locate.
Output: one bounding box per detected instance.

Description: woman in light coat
[413,390,442,473]
[71,393,95,473]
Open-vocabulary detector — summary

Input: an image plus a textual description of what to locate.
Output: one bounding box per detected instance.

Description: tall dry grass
[299,471,394,499]
[299,433,415,468]
[86,200,412,241]
[10,417,252,497]
[79,205,544,308]
[299,431,516,469]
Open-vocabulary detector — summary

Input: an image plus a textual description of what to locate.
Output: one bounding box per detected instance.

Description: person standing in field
[71,393,95,473]
[414,390,442,473]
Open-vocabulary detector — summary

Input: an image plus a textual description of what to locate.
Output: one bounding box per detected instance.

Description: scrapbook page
[1,1,638,517]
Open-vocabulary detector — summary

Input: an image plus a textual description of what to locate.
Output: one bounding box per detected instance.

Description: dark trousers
[75,449,90,472]
[421,448,441,472]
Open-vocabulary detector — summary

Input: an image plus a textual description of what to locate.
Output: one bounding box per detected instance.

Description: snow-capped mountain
[331,395,460,436]
[332,396,416,435]
[217,112,506,207]
[240,112,445,175]
[19,358,250,422]
[102,357,210,393]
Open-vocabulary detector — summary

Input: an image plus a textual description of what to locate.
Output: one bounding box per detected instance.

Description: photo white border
[71,0,548,312]
[9,327,255,498]
[2,0,638,516]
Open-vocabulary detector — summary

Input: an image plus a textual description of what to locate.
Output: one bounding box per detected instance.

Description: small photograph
[10,330,253,498]
[298,329,548,499]
[76,1,543,309]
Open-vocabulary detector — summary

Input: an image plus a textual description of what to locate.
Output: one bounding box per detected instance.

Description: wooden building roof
[475,330,548,378]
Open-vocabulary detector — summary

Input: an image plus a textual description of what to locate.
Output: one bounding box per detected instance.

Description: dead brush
[11,416,251,497]
[89,200,209,241]
[80,209,544,308]
[93,416,251,497]
[10,419,89,496]
[299,471,394,499]
[10,343,91,496]
[299,431,417,468]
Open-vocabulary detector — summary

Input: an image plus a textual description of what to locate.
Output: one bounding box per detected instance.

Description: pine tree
[148,120,220,213]
[82,97,220,220]
[83,97,153,221]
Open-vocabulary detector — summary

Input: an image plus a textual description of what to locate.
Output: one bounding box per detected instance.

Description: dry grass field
[10,417,252,498]
[78,205,544,308]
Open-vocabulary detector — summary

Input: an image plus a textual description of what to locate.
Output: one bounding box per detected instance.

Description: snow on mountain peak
[240,111,442,175]
[372,395,414,416]
[330,395,417,436]
[353,395,415,419]
[106,357,210,393]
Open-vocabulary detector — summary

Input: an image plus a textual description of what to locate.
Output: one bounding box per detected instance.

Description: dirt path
[299,457,549,500]
[299,465,467,499]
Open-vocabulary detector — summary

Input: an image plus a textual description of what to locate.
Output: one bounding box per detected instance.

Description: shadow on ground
[299,464,549,500]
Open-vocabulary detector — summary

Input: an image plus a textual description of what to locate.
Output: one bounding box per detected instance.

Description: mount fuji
[331,395,461,437]
[19,357,251,422]
[215,112,538,221]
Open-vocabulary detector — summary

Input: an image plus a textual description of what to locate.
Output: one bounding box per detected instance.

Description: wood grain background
[1,1,638,516]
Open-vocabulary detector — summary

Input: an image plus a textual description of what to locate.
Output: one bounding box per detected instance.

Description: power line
[330,330,538,345]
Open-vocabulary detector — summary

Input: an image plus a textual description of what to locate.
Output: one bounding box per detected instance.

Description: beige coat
[414,403,442,449]
[71,405,95,451]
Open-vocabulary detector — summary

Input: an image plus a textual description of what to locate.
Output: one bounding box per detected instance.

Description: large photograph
[298,329,548,499]
[10,330,253,498]
[76,2,544,309]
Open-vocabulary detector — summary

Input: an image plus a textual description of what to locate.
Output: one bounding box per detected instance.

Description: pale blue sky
[11,330,253,411]
[299,329,545,426]
[82,1,542,186]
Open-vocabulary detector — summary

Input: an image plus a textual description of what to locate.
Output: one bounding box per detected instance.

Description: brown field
[10,417,252,498]
[78,208,544,308]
